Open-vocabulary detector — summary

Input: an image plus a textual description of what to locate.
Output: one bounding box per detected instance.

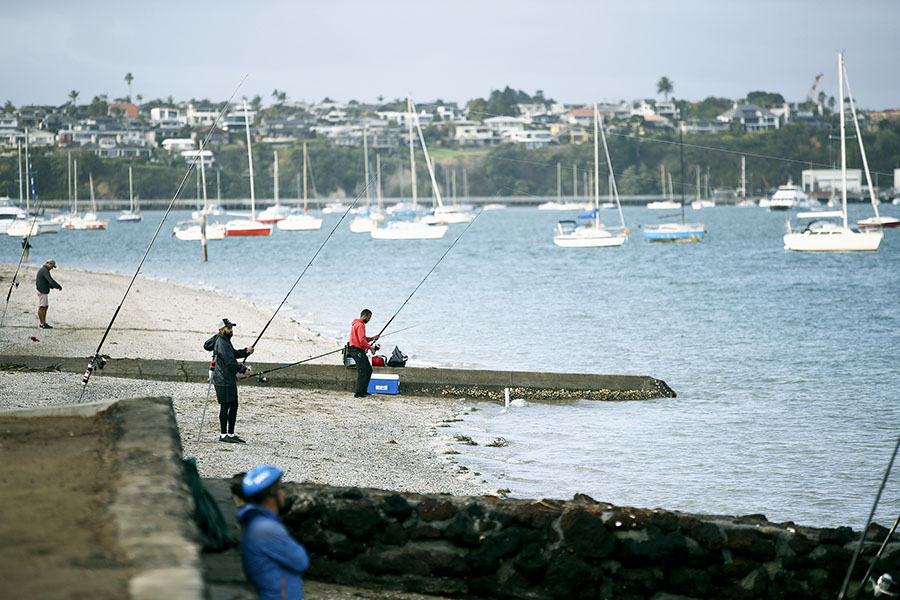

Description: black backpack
[387,345,408,367]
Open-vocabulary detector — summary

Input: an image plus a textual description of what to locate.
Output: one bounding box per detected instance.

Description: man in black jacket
[203,318,255,443]
[35,259,62,329]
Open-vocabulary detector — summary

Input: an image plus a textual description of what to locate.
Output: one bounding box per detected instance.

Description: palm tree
[125,72,134,102]
[69,90,79,106]
[657,76,674,102]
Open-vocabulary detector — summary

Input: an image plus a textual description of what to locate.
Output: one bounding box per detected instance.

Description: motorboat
[173,221,226,240]
[553,105,627,248]
[538,200,591,211]
[784,53,882,252]
[7,217,61,236]
[278,210,323,231]
[647,200,681,210]
[769,183,809,211]
[482,203,507,211]
[643,222,707,242]
[857,216,900,229]
[423,205,475,224]
[322,201,349,214]
[691,199,715,210]
[0,198,27,234]
[256,204,291,223]
[371,219,448,240]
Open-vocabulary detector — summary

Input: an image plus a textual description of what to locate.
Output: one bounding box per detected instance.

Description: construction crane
[806,73,824,102]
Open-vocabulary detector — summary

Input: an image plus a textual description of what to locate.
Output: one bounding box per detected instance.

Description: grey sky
[5,0,899,109]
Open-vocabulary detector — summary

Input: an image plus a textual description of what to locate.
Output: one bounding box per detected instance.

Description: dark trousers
[349,347,372,395]
[215,385,238,434]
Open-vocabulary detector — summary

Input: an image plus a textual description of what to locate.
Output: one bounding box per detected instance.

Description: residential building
[455,124,500,146]
[109,103,139,118]
[80,140,153,159]
[161,138,196,152]
[680,119,730,134]
[150,107,183,123]
[180,149,214,167]
[506,129,553,149]
[655,101,680,120]
[190,127,229,146]
[717,102,780,131]
[0,114,18,129]
[185,103,220,126]
[484,115,526,134]
[549,123,588,144]
[221,106,256,131]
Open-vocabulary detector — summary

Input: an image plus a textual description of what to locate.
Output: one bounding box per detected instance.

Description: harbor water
[2,203,898,528]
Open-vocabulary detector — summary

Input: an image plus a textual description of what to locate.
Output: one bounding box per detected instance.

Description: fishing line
[243,156,395,359]
[1,135,51,328]
[374,208,483,339]
[837,431,900,600]
[77,76,248,403]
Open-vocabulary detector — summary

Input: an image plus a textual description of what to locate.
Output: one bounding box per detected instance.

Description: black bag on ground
[387,345,408,367]
[183,457,231,552]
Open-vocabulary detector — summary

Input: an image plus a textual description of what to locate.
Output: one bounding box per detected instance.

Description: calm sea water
[2,203,898,528]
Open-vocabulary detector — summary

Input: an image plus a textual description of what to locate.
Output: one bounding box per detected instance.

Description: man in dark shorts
[203,318,255,443]
[348,309,379,398]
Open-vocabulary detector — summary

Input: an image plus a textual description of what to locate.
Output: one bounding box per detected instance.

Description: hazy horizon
[5,0,899,110]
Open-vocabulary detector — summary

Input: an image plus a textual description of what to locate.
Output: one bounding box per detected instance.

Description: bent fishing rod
[242,156,394,361]
[248,323,419,380]
[375,208,482,340]
[1,134,49,328]
[77,77,248,403]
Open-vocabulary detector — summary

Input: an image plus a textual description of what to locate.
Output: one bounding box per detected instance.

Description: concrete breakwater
[0,355,676,402]
[231,480,897,600]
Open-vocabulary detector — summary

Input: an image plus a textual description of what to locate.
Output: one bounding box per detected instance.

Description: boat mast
[199,137,209,261]
[273,150,279,206]
[363,125,372,206]
[67,151,72,210]
[557,162,562,205]
[128,166,134,212]
[573,164,577,201]
[842,53,881,221]
[376,152,383,209]
[597,107,626,232]
[593,104,599,226]
[243,101,256,220]
[740,156,746,203]
[17,139,23,209]
[407,96,417,213]
[73,160,78,215]
[89,172,96,214]
[679,127,686,223]
[303,142,308,212]
[410,96,443,209]
[696,165,701,202]
[24,129,30,214]
[838,52,848,229]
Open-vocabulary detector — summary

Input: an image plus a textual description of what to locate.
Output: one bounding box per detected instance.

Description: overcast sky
[5,0,899,110]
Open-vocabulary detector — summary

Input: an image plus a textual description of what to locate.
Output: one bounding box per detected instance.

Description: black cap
[219,318,237,328]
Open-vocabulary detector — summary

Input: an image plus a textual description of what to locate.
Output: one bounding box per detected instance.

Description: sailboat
[349,128,385,233]
[257,151,291,223]
[7,134,60,236]
[783,52,882,252]
[691,166,715,209]
[116,167,142,222]
[643,130,705,242]
[225,101,273,236]
[371,96,448,240]
[647,165,681,210]
[553,104,627,248]
[64,171,108,230]
[174,143,225,241]
[279,142,323,231]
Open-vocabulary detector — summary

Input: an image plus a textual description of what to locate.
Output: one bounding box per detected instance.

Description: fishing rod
[855,512,900,598]
[77,76,248,403]
[1,133,48,328]
[374,208,482,339]
[838,431,900,600]
[249,323,419,380]
[242,156,394,361]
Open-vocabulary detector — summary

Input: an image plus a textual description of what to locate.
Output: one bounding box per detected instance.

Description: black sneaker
[219,435,236,443]
[40,323,53,329]
[231,435,246,444]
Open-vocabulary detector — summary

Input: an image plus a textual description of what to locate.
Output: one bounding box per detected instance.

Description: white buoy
[504,387,510,409]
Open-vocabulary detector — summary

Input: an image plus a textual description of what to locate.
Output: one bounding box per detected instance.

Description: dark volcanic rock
[561,509,616,559]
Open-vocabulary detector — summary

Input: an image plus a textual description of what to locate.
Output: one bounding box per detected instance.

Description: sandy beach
[0,262,489,497]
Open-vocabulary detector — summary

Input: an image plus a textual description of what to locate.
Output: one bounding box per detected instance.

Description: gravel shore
[0,262,489,496]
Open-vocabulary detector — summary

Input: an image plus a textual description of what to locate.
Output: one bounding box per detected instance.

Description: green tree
[466,98,488,122]
[657,76,673,101]
[746,91,785,108]
[251,95,262,111]
[486,86,520,117]
[87,94,108,117]
[4,100,15,114]
[124,72,134,102]
[691,97,732,119]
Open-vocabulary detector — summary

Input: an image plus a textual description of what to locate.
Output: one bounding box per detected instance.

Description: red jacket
[350,318,374,352]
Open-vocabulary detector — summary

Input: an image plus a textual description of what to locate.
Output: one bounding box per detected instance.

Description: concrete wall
[0,355,675,402]
[231,480,898,600]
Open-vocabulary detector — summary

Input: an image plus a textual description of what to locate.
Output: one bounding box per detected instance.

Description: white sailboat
[8,132,61,236]
[116,167,142,222]
[64,171,108,230]
[647,165,680,209]
[279,142,323,231]
[349,127,385,233]
[553,104,627,248]
[371,96,448,240]
[1,142,28,234]
[174,142,225,241]
[784,53,882,252]
[257,150,291,223]
[225,101,273,237]
[691,166,715,209]
[643,136,706,242]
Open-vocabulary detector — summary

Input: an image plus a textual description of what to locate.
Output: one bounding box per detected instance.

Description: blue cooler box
[367,373,399,395]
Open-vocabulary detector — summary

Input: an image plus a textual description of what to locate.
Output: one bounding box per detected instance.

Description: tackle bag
[342,343,356,368]
[387,345,408,367]
[372,355,386,367]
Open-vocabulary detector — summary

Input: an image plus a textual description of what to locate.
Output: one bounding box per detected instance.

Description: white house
[161,138,196,152]
[221,106,256,131]
[150,107,185,123]
[180,149,215,167]
[185,103,220,126]
[717,103,780,131]
[483,116,526,133]
[455,125,500,146]
[506,129,553,149]
[0,114,17,129]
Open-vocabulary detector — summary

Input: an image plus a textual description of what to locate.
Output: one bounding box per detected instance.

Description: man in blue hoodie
[238,465,310,600]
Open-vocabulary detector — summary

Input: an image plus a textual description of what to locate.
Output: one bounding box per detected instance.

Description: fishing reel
[373,343,381,353]
[874,573,899,597]
[96,354,110,370]
[255,373,268,383]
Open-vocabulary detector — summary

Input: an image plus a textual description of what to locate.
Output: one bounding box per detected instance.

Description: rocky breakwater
[229,479,899,599]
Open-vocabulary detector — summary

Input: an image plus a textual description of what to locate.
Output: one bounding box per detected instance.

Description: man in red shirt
[349,308,380,398]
